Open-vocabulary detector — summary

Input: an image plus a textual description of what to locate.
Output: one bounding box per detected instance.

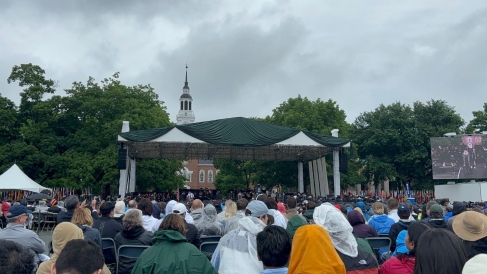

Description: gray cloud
[1,1,486,130]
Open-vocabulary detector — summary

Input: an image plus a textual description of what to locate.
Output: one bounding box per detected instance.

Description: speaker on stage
[118,148,127,169]
[339,150,348,174]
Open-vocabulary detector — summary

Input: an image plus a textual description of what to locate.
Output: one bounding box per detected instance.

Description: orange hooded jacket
[288,224,346,274]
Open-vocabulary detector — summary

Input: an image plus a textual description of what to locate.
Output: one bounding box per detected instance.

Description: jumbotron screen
[431,135,487,179]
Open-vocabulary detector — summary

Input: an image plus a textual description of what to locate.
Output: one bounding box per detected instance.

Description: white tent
[0,164,52,193]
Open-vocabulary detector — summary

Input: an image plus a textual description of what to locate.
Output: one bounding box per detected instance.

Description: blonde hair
[224,201,237,220]
[372,202,384,215]
[71,208,93,227]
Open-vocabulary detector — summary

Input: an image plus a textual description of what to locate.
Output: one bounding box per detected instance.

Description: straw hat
[452,211,487,242]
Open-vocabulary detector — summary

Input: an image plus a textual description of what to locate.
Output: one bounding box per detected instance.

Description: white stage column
[308,161,316,198]
[119,121,130,199]
[313,160,321,197]
[321,157,329,197]
[298,162,304,193]
[332,129,340,197]
[129,159,136,193]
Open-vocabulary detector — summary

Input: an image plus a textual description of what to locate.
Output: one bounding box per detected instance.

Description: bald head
[191,199,203,210]
[128,200,137,209]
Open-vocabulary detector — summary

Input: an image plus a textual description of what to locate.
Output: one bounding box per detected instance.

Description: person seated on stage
[48,199,62,214]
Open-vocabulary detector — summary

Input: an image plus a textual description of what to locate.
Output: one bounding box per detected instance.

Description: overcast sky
[1,1,486,128]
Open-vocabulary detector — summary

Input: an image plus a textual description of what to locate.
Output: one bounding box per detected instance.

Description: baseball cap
[246,200,269,218]
[7,205,32,218]
[172,203,188,215]
[429,204,444,218]
[397,203,410,219]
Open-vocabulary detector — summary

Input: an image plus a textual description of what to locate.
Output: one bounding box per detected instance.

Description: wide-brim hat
[452,211,487,242]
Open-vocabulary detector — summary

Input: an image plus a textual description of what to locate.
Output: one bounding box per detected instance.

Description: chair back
[101,238,117,264]
[200,241,219,254]
[365,237,391,250]
[200,235,221,243]
[118,245,149,258]
[117,245,149,274]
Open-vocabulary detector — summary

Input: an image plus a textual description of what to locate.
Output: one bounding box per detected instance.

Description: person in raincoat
[197,204,224,236]
[289,224,346,274]
[131,214,218,274]
[313,203,379,273]
[211,200,268,274]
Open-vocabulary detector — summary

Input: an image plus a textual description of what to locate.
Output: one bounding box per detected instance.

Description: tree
[0,95,18,146]
[213,160,257,194]
[466,103,487,133]
[353,100,464,190]
[3,64,184,194]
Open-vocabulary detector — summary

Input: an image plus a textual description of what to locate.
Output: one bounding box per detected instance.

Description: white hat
[172,203,187,215]
[462,254,487,274]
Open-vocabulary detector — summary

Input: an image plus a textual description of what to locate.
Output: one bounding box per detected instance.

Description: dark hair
[414,229,467,274]
[236,198,249,211]
[266,214,275,225]
[257,225,292,267]
[439,199,449,206]
[307,201,316,210]
[159,213,187,236]
[137,198,153,216]
[286,197,297,208]
[0,240,36,274]
[99,202,115,216]
[264,198,278,210]
[257,194,267,201]
[405,222,430,256]
[55,239,104,274]
[387,198,398,210]
[64,195,80,210]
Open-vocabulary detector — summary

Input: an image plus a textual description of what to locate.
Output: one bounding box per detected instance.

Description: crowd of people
[0,193,487,273]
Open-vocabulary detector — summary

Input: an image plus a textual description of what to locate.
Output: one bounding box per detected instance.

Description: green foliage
[353,100,464,189]
[2,64,183,194]
[213,160,257,193]
[466,103,487,133]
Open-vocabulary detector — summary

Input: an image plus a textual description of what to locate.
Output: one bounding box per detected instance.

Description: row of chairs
[102,238,149,274]
[31,212,57,232]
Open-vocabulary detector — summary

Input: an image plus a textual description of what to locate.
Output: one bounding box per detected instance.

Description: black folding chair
[365,237,391,264]
[200,235,221,243]
[101,238,117,265]
[117,245,149,274]
[200,241,219,254]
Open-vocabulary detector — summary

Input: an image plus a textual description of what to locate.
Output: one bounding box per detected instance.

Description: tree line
[1,63,486,195]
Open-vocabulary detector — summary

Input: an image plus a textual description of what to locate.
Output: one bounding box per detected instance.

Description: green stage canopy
[118,117,350,161]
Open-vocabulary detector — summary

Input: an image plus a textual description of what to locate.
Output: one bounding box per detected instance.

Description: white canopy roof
[0,164,52,193]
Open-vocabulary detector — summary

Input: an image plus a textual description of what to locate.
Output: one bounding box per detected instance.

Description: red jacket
[379,256,415,274]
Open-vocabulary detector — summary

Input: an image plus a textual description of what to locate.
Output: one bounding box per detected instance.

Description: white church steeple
[176,65,195,125]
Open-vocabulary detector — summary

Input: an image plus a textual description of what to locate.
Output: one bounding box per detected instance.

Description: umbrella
[26,193,51,201]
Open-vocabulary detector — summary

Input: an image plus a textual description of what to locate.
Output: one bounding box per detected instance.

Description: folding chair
[116,245,149,274]
[200,241,219,254]
[365,237,391,264]
[41,213,57,232]
[101,238,117,266]
[200,235,221,243]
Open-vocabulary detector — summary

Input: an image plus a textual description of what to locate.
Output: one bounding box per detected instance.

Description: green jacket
[302,209,314,223]
[131,230,218,274]
[286,215,308,238]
